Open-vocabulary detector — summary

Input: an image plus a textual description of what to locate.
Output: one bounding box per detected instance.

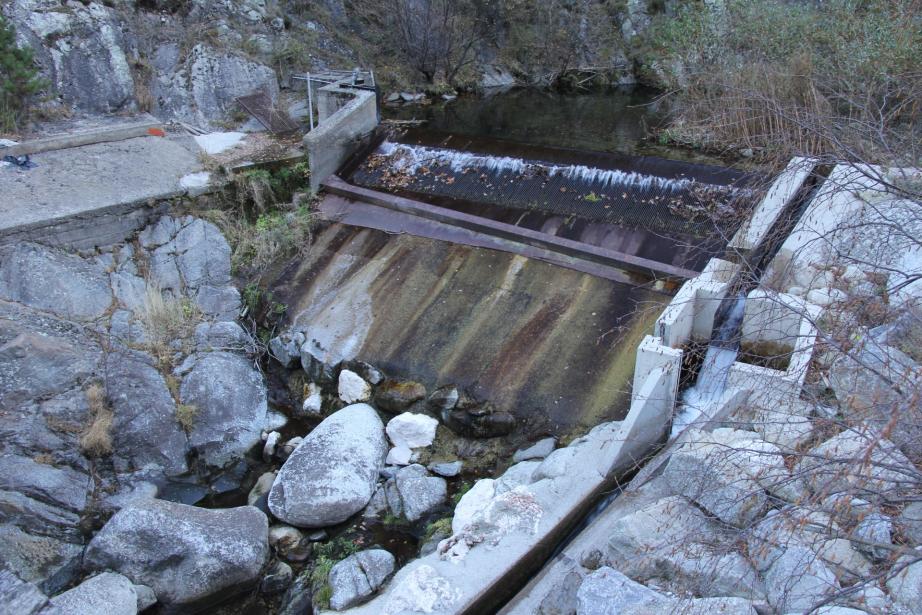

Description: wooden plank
[3,119,165,157]
[323,176,700,281]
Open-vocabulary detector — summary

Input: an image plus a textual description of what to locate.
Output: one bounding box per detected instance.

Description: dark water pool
[383,86,732,167]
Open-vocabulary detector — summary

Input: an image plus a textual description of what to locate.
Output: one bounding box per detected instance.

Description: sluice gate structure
[321,129,760,282]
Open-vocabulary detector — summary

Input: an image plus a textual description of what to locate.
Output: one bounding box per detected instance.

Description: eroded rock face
[180,351,269,469]
[84,499,269,606]
[269,404,386,527]
[154,44,280,128]
[7,0,135,114]
[0,243,111,320]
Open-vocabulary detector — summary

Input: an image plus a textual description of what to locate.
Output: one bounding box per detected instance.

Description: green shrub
[0,15,45,132]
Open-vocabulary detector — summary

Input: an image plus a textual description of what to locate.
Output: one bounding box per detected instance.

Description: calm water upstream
[383,86,733,167]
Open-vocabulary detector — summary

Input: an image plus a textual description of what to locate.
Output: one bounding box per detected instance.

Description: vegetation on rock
[0,15,44,132]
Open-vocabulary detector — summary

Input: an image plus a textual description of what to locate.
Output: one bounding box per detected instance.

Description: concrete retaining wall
[655,258,739,348]
[305,85,378,193]
[729,157,815,254]
[728,289,823,406]
[0,196,175,250]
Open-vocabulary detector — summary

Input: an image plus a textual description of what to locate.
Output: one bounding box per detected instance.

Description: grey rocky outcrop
[0,308,101,411]
[85,499,269,606]
[7,0,136,114]
[105,350,189,476]
[48,572,154,615]
[795,426,915,497]
[153,43,279,128]
[268,404,386,527]
[662,428,800,527]
[141,216,238,318]
[7,1,280,125]
[0,525,82,595]
[887,557,922,614]
[179,351,270,469]
[0,452,89,544]
[576,567,665,614]
[605,496,764,600]
[328,549,396,610]
[0,243,111,321]
[0,566,49,615]
[829,339,922,461]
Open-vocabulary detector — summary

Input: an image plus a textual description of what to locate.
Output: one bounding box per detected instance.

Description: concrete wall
[728,289,823,406]
[317,88,355,123]
[655,258,739,348]
[305,85,378,193]
[0,196,175,250]
[729,157,814,254]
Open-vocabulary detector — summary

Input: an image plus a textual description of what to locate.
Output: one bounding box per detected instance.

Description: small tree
[388,0,485,85]
[0,15,45,132]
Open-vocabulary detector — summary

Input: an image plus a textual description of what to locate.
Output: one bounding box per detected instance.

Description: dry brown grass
[175,403,198,433]
[140,283,200,367]
[80,383,113,458]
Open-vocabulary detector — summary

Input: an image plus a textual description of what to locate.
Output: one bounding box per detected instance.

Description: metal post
[306,72,314,132]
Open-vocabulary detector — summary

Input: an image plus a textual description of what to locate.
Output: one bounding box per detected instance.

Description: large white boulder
[48,572,153,615]
[269,404,386,527]
[386,413,439,449]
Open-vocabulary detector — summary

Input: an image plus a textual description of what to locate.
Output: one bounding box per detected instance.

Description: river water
[383,86,733,167]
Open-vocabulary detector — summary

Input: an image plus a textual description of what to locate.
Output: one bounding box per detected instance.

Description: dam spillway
[338,129,760,273]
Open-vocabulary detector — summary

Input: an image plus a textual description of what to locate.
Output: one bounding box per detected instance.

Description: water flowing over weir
[340,129,759,273]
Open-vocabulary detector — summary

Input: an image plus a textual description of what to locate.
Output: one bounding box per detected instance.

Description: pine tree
[0,15,45,131]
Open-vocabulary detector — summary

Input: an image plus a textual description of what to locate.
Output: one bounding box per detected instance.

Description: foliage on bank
[638,0,921,162]
[0,15,44,133]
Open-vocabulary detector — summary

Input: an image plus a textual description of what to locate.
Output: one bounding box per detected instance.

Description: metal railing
[291,69,376,131]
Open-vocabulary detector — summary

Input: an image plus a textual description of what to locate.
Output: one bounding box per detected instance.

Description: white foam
[195,132,246,155]
[376,140,736,194]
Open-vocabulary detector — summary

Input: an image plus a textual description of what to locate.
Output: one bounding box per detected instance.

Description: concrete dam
[278,125,764,439]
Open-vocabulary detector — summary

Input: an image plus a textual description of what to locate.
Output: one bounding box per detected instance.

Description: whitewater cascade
[376,140,740,195]
[671,293,747,437]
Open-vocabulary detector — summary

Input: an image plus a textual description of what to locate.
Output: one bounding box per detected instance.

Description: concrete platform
[0,134,204,247]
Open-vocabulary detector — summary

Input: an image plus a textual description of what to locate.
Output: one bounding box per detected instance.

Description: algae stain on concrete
[275,224,671,435]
